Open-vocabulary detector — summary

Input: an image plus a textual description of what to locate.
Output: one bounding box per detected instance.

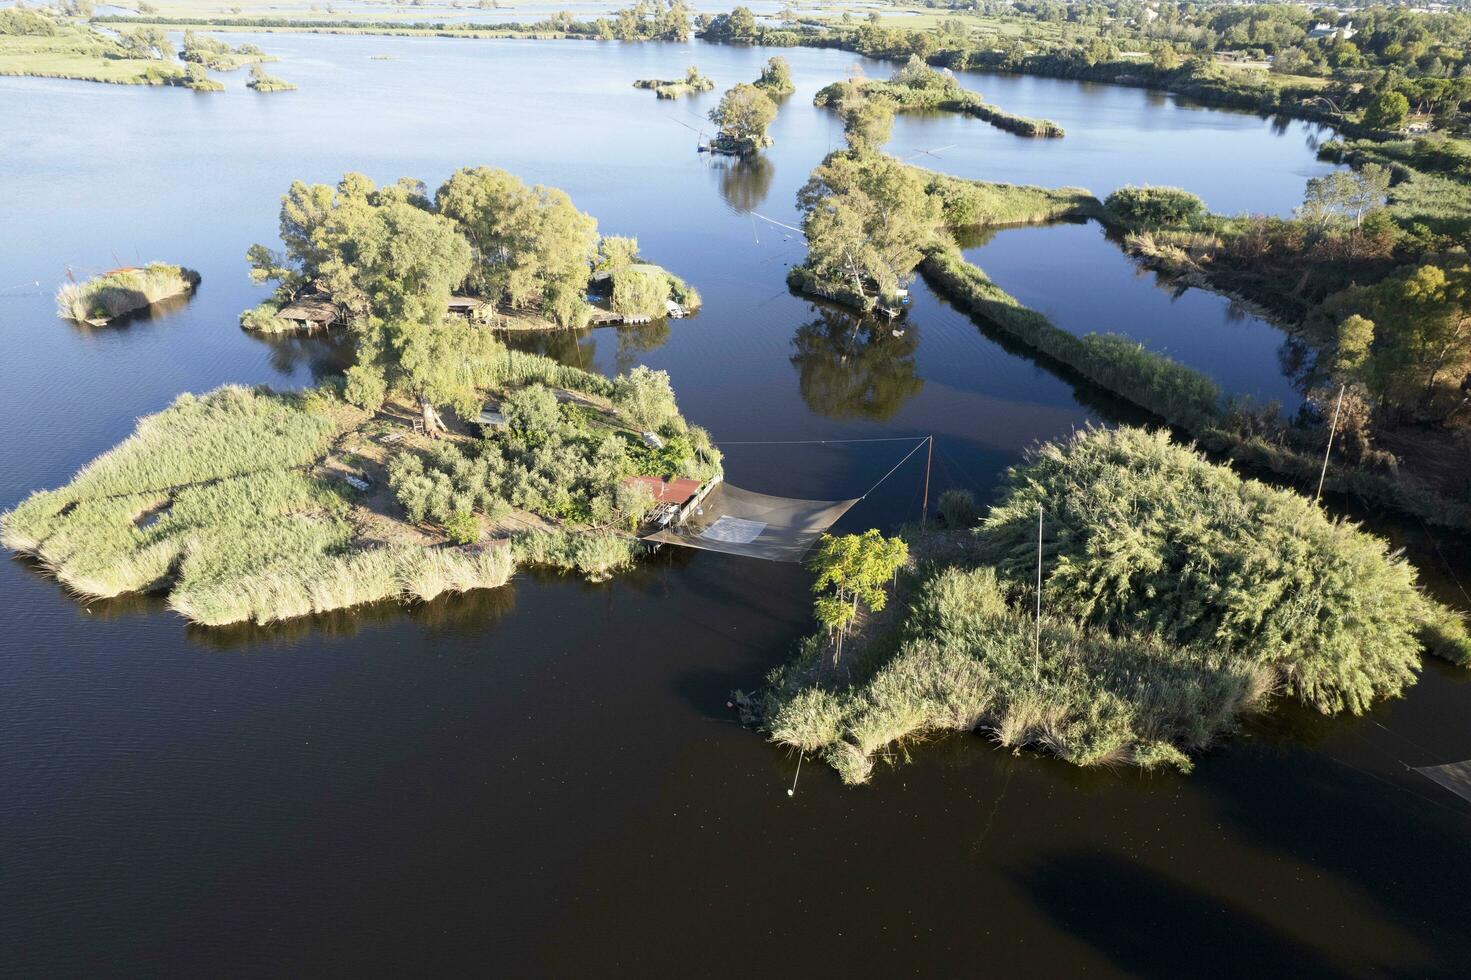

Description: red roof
[625,476,702,505]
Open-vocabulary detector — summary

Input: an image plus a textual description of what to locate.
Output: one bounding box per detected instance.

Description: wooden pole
[921,436,933,525]
[1315,384,1346,504]
[1034,503,1043,683]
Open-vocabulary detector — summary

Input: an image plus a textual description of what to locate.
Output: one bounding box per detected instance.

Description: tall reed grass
[55,263,199,323]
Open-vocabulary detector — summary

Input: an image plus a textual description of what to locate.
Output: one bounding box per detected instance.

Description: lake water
[2,35,1468,976]
[961,220,1305,410]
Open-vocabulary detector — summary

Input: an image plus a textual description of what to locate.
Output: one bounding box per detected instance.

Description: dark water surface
[2,36,1468,977]
[961,220,1305,410]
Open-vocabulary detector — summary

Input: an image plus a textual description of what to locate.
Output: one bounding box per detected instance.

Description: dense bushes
[760,562,1272,783]
[55,263,199,323]
[756,426,1470,784]
[980,427,1471,705]
[1103,186,1207,229]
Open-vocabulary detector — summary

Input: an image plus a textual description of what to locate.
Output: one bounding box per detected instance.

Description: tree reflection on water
[790,306,924,422]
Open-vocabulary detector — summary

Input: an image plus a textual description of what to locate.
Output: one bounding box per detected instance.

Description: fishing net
[645,483,858,562]
[1414,760,1471,805]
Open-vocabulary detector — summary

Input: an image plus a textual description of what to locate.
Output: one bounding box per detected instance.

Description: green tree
[1296,163,1391,240]
[435,166,598,326]
[1363,89,1410,129]
[1334,313,1375,375]
[709,82,778,148]
[807,530,909,661]
[122,26,170,59]
[1356,264,1471,417]
[797,152,942,299]
[754,55,794,96]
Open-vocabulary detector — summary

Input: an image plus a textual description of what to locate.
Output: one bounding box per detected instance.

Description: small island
[55,263,201,325]
[750,426,1471,784]
[815,56,1064,139]
[246,62,295,91]
[241,169,699,335]
[706,80,778,156]
[632,65,712,99]
[6,170,721,627]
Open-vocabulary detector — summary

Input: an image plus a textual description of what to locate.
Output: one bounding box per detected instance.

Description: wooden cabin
[276,296,343,330]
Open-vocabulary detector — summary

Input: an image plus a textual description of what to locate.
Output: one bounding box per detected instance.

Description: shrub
[443,509,480,544]
[1104,185,1206,228]
[979,426,1468,712]
[937,488,979,529]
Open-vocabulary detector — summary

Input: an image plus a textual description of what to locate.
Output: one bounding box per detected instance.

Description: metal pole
[1034,503,1043,683]
[1315,384,1346,504]
[921,435,933,525]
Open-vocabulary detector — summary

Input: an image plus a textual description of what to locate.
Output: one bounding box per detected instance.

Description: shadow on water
[789,305,924,422]
[187,583,521,651]
[59,288,197,336]
[712,153,775,214]
[244,329,357,383]
[1009,850,1350,978]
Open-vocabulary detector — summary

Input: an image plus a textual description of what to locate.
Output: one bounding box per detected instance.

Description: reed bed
[55,263,199,324]
[511,528,638,580]
[758,426,1469,784]
[920,171,1100,229]
[761,564,1272,784]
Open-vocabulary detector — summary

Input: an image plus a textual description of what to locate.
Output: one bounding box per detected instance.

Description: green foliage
[753,55,793,96]
[1363,90,1410,130]
[806,530,908,643]
[923,172,1098,229]
[435,166,598,324]
[0,8,57,35]
[511,528,638,580]
[612,365,680,431]
[797,152,943,302]
[708,82,777,145]
[1297,164,1391,235]
[980,426,1467,713]
[1341,262,1471,419]
[1103,185,1207,229]
[761,564,1269,783]
[814,59,1064,140]
[937,488,979,529]
[443,509,480,545]
[55,263,199,323]
[245,62,294,90]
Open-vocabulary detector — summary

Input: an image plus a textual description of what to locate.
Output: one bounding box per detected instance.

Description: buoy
[788,752,803,797]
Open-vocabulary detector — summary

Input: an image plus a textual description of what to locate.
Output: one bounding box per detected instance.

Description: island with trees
[814,56,1065,139]
[633,65,713,99]
[3,169,721,627]
[707,67,781,155]
[242,167,699,339]
[746,426,1470,785]
[0,6,281,90]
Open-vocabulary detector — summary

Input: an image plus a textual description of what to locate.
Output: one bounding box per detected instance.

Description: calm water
[961,220,1305,410]
[2,36,1468,977]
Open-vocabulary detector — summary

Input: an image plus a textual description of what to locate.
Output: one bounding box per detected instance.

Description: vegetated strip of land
[752,425,1471,785]
[5,164,718,627]
[814,56,1064,139]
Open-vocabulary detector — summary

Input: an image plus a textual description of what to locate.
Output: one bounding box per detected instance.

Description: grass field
[0,25,184,84]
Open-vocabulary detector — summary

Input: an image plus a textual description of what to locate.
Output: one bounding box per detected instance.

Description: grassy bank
[755,426,1470,784]
[813,63,1064,139]
[56,263,200,324]
[2,340,717,626]
[920,171,1100,229]
[0,24,185,86]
